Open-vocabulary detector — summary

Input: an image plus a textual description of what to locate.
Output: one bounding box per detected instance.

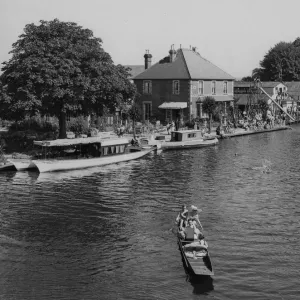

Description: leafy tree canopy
[0,19,136,137]
[252,38,300,81]
[241,76,253,82]
[202,96,217,115]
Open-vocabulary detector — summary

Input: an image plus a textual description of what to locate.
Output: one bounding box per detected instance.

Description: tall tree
[127,100,141,139]
[0,19,136,138]
[253,39,300,81]
[202,96,217,133]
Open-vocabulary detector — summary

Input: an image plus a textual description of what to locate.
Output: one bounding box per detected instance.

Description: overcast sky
[1,0,300,78]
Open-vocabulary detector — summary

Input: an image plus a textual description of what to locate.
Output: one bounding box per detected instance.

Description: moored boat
[7,159,36,171]
[0,161,16,171]
[161,130,218,150]
[31,136,154,173]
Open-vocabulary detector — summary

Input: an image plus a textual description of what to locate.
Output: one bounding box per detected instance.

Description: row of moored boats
[0,129,218,173]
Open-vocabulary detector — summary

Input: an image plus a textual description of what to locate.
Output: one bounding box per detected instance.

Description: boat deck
[187,256,214,276]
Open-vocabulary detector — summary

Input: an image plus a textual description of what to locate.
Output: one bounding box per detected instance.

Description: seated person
[179,218,201,240]
[197,233,208,249]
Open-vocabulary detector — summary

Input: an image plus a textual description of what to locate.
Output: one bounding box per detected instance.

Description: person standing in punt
[190,205,203,232]
[176,205,188,230]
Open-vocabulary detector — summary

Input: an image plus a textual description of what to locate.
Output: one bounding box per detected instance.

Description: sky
[1,0,300,78]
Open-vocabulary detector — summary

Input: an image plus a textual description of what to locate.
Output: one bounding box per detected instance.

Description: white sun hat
[191,205,202,212]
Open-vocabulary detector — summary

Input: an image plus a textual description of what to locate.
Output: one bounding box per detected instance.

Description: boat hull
[178,237,214,276]
[0,162,16,171]
[161,138,218,150]
[8,159,36,171]
[32,148,154,173]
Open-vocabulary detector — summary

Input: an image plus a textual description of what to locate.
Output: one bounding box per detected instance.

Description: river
[0,126,300,300]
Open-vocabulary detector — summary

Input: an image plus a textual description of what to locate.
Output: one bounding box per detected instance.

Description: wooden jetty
[218,126,292,139]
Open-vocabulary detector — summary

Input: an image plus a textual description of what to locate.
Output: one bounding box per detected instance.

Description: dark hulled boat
[177,233,214,276]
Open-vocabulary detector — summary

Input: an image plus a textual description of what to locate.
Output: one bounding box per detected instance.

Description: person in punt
[198,232,208,249]
[175,205,188,230]
[189,205,203,231]
[178,218,201,240]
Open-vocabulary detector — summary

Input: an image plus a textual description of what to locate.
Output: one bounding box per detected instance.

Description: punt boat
[178,233,214,276]
[160,130,218,150]
[30,136,154,173]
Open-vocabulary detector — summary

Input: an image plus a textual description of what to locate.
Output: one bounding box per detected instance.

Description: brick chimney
[144,50,152,70]
[169,44,176,62]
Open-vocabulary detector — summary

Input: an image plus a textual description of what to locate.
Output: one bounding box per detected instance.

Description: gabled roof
[134,48,234,80]
[285,81,300,91]
[181,49,234,80]
[134,50,190,80]
[261,82,284,88]
[234,81,253,88]
[124,65,145,79]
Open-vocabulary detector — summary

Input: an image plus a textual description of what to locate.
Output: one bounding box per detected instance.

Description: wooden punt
[178,235,214,276]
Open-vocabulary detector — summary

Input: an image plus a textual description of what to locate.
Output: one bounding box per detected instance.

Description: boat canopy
[33,137,130,147]
[158,102,187,109]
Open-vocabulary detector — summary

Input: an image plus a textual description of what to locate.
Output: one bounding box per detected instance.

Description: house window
[198,81,204,95]
[173,80,180,95]
[223,81,228,94]
[212,81,216,95]
[188,133,196,138]
[66,113,71,122]
[143,80,152,94]
[144,102,151,121]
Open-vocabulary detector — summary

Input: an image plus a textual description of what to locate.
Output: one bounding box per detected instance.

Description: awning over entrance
[158,102,187,109]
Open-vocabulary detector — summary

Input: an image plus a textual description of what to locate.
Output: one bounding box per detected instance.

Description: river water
[0,126,300,300]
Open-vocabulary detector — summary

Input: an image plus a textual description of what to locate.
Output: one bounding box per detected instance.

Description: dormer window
[223,81,228,94]
[198,81,204,95]
[143,80,152,94]
[211,81,216,95]
[173,80,180,95]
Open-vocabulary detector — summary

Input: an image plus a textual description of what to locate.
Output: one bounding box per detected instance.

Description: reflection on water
[0,126,300,300]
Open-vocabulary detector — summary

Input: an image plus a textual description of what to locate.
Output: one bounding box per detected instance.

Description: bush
[185,120,195,128]
[10,116,58,132]
[66,116,89,135]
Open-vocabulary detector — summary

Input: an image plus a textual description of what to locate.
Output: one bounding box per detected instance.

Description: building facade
[234,81,297,112]
[133,46,235,123]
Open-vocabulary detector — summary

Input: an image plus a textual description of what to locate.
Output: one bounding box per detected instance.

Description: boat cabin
[170,130,203,142]
[33,137,130,159]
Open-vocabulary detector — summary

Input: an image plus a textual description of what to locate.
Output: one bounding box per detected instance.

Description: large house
[133,46,235,122]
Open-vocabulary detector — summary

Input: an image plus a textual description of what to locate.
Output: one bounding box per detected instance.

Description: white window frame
[211,81,216,95]
[223,81,228,94]
[143,80,152,94]
[198,80,204,95]
[172,80,180,95]
[143,101,152,121]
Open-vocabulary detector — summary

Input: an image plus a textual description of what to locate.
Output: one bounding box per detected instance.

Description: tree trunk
[59,112,67,139]
[209,114,212,134]
[133,119,136,139]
